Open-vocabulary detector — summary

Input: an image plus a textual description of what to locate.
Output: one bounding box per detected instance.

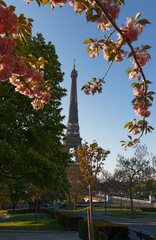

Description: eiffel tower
[64,62,81,152]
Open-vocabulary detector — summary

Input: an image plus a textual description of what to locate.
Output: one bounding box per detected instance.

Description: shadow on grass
[0,213,64,230]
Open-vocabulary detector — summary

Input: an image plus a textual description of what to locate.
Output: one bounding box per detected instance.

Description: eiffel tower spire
[64,62,81,152]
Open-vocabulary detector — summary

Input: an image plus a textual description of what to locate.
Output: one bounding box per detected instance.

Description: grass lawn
[94,208,156,219]
[0,213,64,230]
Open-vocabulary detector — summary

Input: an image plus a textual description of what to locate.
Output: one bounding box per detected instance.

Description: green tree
[73,141,110,240]
[0,33,70,192]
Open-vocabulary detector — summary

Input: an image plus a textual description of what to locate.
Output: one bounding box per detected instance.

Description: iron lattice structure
[64,64,81,152]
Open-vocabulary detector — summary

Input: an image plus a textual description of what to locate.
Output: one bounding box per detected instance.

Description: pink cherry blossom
[103,45,109,60]
[22,66,35,80]
[32,85,43,98]
[84,88,90,95]
[0,37,16,56]
[97,16,110,31]
[74,2,84,12]
[89,43,100,58]
[9,77,22,86]
[90,83,98,94]
[115,54,123,62]
[131,128,140,135]
[118,18,143,43]
[133,86,145,97]
[12,56,27,75]
[15,85,27,94]
[69,0,75,6]
[129,71,141,80]
[30,71,43,84]
[0,6,18,35]
[135,109,151,118]
[109,4,120,20]
[132,50,149,69]
[0,56,12,81]
[31,99,43,110]
[41,92,51,103]
[49,0,67,6]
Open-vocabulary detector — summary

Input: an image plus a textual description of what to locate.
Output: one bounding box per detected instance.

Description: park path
[66,210,156,237]
[0,230,81,240]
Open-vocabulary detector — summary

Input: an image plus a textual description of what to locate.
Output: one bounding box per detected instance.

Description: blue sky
[7,0,156,173]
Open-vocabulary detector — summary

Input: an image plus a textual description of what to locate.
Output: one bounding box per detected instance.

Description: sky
[7,0,156,173]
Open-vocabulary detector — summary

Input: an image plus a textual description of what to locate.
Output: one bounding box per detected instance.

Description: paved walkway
[0,230,81,240]
[67,210,156,238]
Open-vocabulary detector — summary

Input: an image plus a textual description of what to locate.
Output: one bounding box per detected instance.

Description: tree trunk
[89,184,94,240]
[35,199,38,223]
[87,208,91,240]
[12,202,16,214]
[120,196,123,207]
[68,193,71,206]
[129,185,134,218]
[104,194,107,215]
[74,195,77,210]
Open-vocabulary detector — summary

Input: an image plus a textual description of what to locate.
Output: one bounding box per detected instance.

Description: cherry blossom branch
[20,77,40,100]
[94,0,147,84]
[106,29,116,41]
[102,61,113,81]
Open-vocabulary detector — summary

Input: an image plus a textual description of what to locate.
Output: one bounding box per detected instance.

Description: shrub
[78,219,129,240]
[94,220,129,240]
[7,208,47,214]
[79,219,89,240]
[140,207,156,212]
[46,209,84,231]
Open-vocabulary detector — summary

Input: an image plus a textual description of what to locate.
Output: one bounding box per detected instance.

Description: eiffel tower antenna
[64,62,81,152]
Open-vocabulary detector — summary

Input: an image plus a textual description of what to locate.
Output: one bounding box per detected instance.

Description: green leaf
[86,45,91,53]
[83,39,93,44]
[147,95,154,101]
[146,80,152,84]
[138,19,151,25]
[0,0,7,7]
[35,0,41,6]
[116,0,125,5]
[131,82,138,88]
[128,135,132,140]
[138,120,144,125]
[142,45,151,50]
[125,67,131,73]
[108,52,116,61]
[128,52,134,58]
[90,15,100,22]
[124,122,132,129]
[147,91,155,96]
[135,13,141,20]
[42,0,49,5]
[133,139,139,144]
[8,5,16,11]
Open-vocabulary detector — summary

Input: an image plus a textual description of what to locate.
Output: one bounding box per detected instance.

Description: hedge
[7,208,47,214]
[79,219,129,240]
[46,209,84,231]
[140,207,156,212]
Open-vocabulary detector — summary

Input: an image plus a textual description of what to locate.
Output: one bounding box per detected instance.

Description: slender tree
[115,145,155,218]
[67,164,87,210]
[73,141,110,240]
